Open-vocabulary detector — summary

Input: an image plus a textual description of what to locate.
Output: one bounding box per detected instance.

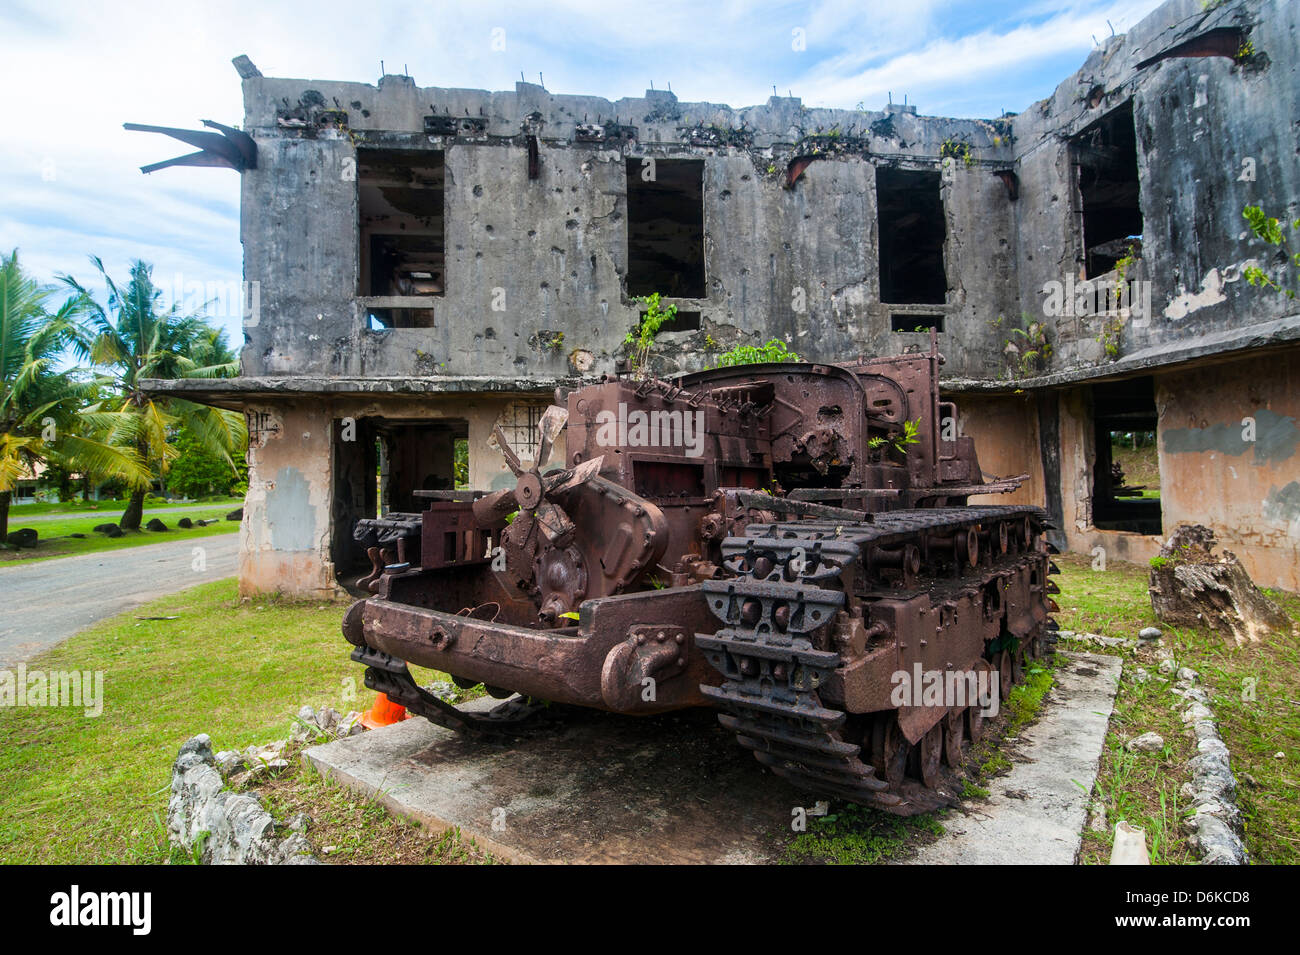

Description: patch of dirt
[0,547,68,561]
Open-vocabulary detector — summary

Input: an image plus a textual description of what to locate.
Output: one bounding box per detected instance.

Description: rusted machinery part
[698,505,1055,816]
[351,643,549,736]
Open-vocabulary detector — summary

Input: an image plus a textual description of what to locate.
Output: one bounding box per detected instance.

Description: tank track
[351,645,549,735]
[697,505,1058,815]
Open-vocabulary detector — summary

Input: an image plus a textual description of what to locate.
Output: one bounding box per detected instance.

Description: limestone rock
[336,711,364,737]
[316,706,340,732]
[1149,524,1291,646]
[167,735,319,865]
[215,750,247,777]
[245,740,288,765]
[1138,626,1162,642]
[1126,732,1165,754]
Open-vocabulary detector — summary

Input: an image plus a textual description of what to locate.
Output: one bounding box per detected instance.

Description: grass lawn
[0,577,488,865]
[1053,553,1300,864]
[0,507,239,564]
[0,579,362,863]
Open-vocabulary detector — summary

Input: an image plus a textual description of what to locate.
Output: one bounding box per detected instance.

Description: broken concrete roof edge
[244,71,1008,126]
[942,311,1300,394]
[234,0,1224,137]
[140,374,586,400]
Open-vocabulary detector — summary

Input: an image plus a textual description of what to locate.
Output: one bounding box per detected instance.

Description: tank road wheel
[995,650,1013,700]
[918,722,944,788]
[967,659,992,742]
[943,708,966,767]
[871,715,909,789]
[1011,643,1026,684]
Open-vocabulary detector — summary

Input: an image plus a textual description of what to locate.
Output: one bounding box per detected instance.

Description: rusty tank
[342,336,1060,814]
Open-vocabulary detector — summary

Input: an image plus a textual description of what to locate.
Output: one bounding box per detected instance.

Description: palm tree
[0,251,150,540]
[63,257,244,530]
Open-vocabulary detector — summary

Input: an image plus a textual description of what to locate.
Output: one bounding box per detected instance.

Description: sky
[0,0,1165,348]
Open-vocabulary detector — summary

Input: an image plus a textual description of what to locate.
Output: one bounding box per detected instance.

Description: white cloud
[795,0,1166,113]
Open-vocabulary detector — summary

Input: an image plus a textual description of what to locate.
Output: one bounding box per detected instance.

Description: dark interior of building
[1072,101,1143,279]
[331,416,467,580]
[1091,376,1162,534]
[358,147,445,328]
[876,167,947,304]
[625,158,706,299]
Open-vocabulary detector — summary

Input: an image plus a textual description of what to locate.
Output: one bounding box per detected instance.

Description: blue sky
[0,0,1163,348]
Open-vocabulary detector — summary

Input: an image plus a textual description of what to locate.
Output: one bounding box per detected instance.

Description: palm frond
[53,433,153,488]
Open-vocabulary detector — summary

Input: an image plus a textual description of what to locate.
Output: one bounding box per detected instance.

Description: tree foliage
[60,257,246,528]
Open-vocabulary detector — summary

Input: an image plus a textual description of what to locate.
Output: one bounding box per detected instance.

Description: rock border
[167,706,366,864]
[168,734,318,865]
[1162,653,1249,865]
[1065,628,1248,865]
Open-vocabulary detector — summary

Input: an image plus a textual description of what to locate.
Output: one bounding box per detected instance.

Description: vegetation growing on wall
[1242,205,1299,299]
[939,137,974,168]
[624,292,676,376]
[868,418,921,456]
[711,339,801,368]
[991,314,1054,378]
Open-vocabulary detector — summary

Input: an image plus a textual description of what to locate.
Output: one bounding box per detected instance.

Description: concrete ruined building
[147,0,1300,597]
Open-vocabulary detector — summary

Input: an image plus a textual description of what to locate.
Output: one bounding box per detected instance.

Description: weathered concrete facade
[151,0,1299,595]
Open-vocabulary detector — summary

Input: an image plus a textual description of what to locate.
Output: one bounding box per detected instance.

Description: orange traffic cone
[360,692,410,729]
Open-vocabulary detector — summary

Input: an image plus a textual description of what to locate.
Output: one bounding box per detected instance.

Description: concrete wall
[236,0,1299,391]
[236,70,1024,383]
[951,394,1047,509]
[1156,349,1300,591]
[240,401,337,598]
[1056,385,1166,571]
[1035,346,1300,591]
[1011,0,1300,367]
